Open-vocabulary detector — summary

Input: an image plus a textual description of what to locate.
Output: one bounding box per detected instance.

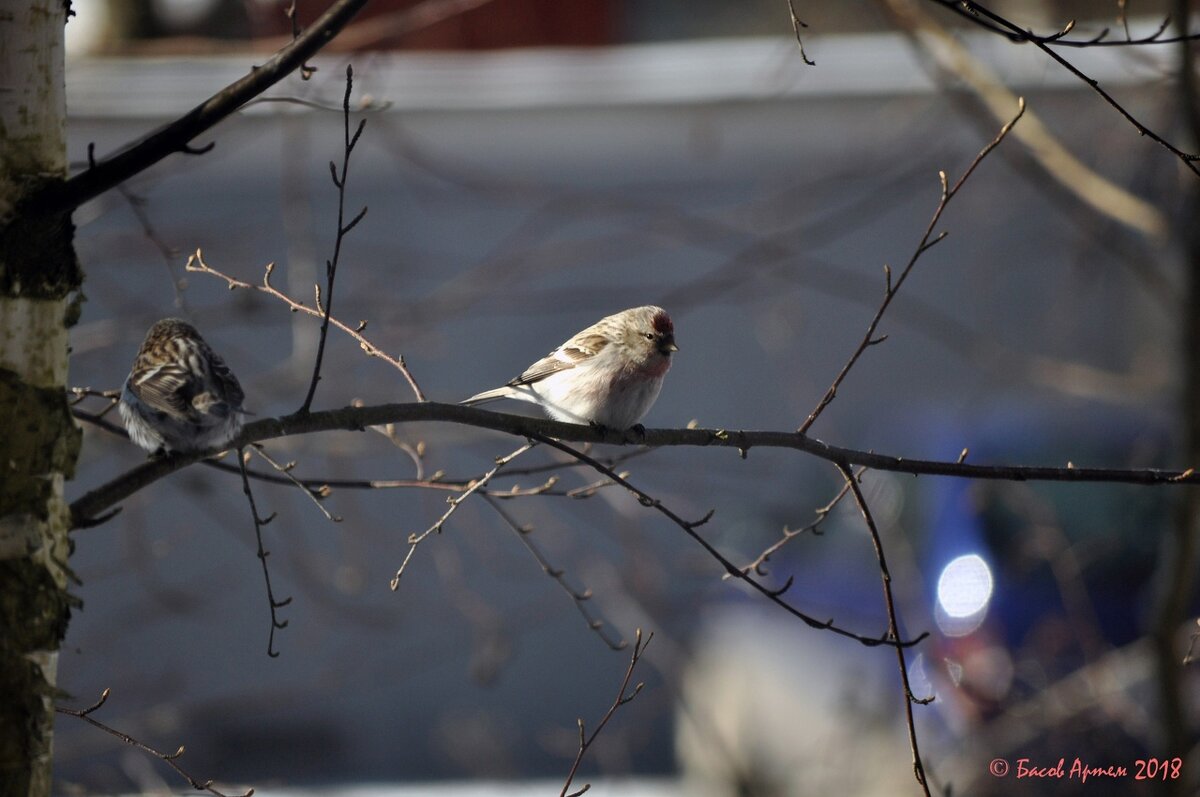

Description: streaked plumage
[462,306,677,429]
[118,318,246,454]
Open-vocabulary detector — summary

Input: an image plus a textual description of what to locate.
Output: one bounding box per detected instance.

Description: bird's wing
[510,332,609,386]
[128,362,198,419]
[208,352,245,410]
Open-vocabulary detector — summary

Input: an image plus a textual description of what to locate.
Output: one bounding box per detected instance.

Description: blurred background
[56,1,1199,795]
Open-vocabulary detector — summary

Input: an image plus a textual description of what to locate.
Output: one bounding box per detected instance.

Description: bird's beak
[664,340,679,353]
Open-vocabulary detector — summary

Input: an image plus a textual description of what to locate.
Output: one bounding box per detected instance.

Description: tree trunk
[1153,5,1200,795]
[0,2,83,796]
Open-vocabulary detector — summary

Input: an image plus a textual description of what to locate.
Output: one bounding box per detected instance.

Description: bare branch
[559,628,653,797]
[931,0,1196,47]
[883,0,1168,238]
[236,447,293,657]
[69,402,1200,533]
[786,0,816,65]
[15,0,369,219]
[300,64,366,414]
[733,465,864,577]
[115,184,191,309]
[69,387,121,419]
[56,689,253,797]
[799,97,1025,434]
[483,495,627,650]
[72,406,638,502]
[247,444,342,522]
[187,251,426,401]
[390,443,534,590]
[925,0,1200,174]
[524,433,924,649]
[837,463,933,795]
[285,0,317,81]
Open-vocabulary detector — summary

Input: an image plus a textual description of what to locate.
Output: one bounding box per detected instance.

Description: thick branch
[68,402,1200,528]
[14,0,368,220]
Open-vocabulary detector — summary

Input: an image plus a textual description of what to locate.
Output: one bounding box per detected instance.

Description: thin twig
[69,386,120,404]
[247,444,342,522]
[69,387,122,419]
[786,0,816,65]
[731,465,865,578]
[799,97,1025,434]
[836,463,933,796]
[244,95,394,113]
[390,442,534,590]
[1118,0,1132,42]
[503,445,653,478]
[369,423,427,479]
[285,0,317,80]
[187,250,426,401]
[299,64,368,414]
[482,494,627,650]
[883,0,1166,239]
[926,0,1200,174]
[559,628,653,797]
[236,447,292,657]
[56,689,253,797]
[931,1,1197,47]
[116,183,190,310]
[525,432,925,649]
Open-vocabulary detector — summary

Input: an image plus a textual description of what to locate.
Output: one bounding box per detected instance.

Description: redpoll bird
[119,318,246,455]
[462,306,678,429]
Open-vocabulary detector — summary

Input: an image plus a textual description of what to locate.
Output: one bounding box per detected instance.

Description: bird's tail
[461,386,513,406]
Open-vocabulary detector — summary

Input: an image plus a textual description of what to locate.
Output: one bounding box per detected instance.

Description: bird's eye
[642,332,655,340]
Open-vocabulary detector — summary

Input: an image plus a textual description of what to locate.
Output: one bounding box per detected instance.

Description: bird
[462,306,677,430]
[118,318,247,455]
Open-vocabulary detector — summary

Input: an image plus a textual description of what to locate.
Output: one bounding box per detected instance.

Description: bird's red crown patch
[652,311,673,334]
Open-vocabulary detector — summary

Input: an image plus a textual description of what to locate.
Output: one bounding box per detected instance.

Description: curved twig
[925,0,1200,175]
[732,465,864,577]
[56,689,253,797]
[559,628,653,797]
[837,463,934,796]
[187,250,426,401]
[524,433,925,649]
[483,494,628,651]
